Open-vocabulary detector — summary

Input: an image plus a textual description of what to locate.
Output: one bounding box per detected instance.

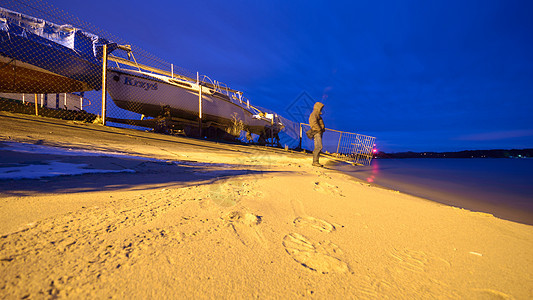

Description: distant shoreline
[375,148,533,159]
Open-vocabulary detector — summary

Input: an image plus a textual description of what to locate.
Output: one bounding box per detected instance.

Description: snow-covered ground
[0,142,143,180]
[0,141,238,180]
[0,161,135,180]
[1,141,156,160]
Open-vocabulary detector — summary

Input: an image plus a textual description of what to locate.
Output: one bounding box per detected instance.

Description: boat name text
[124,77,158,91]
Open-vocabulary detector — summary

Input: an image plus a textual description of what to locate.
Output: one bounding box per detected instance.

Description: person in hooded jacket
[308,102,325,167]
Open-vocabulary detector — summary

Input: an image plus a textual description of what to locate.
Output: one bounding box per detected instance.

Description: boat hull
[0,31,101,93]
[0,55,91,93]
[0,8,107,93]
[107,69,273,135]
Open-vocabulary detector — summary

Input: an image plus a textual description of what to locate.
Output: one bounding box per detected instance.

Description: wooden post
[270,117,274,145]
[198,85,202,136]
[101,44,108,125]
[298,123,302,150]
[34,94,38,116]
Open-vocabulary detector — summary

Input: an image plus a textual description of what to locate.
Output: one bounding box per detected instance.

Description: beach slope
[0,112,532,298]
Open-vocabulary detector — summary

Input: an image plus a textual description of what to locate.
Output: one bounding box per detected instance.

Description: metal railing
[299,123,376,166]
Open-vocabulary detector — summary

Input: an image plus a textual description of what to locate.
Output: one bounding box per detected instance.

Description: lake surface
[335,158,533,225]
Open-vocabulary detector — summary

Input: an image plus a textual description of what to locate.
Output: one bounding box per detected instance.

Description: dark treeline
[375,149,533,159]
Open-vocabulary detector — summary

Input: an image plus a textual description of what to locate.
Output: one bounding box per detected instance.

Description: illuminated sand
[0,112,532,298]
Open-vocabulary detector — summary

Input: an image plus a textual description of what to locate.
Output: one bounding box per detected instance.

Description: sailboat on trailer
[106,61,284,137]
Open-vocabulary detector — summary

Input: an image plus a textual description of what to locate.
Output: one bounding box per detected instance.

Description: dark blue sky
[51,0,532,152]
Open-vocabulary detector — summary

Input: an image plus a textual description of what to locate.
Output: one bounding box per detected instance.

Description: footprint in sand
[293,216,336,233]
[225,211,266,247]
[225,211,262,226]
[313,181,343,196]
[283,233,348,274]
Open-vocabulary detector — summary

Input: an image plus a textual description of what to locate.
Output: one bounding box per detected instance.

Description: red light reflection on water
[366,159,380,183]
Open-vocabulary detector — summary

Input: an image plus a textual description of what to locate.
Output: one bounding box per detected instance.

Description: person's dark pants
[313,132,323,164]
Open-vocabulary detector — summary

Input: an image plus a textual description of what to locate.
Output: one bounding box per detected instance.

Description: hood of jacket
[312,102,324,115]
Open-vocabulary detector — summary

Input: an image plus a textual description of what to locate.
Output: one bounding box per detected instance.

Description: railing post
[101,44,108,125]
[336,132,343,155]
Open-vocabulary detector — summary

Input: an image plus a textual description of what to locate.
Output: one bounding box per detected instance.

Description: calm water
[335,158,533,225]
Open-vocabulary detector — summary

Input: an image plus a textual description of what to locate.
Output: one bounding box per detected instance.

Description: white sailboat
[106,67,283,136]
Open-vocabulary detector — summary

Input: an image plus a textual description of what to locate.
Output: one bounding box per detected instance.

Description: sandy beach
[0,111,532,299]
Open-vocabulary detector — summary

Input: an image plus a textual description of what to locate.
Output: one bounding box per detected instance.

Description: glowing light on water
[366,157,379,182]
